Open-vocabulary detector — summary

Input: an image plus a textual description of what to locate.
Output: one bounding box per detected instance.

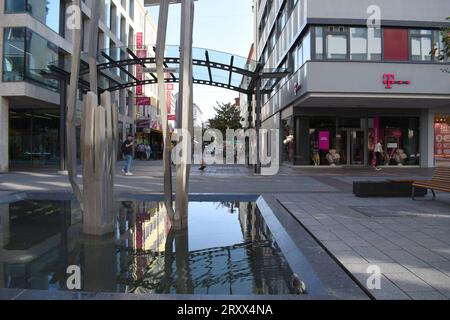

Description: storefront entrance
[291,110,421,167]
[338,129,365,166]
[9,108,60,169]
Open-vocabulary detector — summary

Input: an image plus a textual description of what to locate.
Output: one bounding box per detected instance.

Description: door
[349,130,365,165]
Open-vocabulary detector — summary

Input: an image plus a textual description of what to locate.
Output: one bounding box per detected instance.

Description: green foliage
[207,102,243,135]
[432,17,450,60]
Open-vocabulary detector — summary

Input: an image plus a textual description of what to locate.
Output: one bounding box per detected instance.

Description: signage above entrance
[383,74,411,89]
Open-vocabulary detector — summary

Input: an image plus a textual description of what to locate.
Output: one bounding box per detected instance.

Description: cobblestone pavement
[1,161,449,299]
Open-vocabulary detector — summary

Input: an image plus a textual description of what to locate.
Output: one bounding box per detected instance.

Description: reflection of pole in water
[0,203,10,287]
[82,233,117,293]
[174,227,194,294]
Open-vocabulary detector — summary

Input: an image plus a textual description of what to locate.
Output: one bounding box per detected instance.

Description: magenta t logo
[383,74,411,89]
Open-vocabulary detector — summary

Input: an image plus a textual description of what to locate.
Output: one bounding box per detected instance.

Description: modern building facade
[0,0,159,172]
[254,0,450,167]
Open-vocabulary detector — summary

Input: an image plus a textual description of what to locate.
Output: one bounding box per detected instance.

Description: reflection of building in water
[0,200,295,295]
[135,202,170,253]
[0,200,81,290]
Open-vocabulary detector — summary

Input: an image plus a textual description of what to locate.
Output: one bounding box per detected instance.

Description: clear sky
[147,0,254,122]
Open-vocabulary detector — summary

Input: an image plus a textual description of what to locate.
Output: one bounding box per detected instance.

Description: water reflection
[0,199,296,295]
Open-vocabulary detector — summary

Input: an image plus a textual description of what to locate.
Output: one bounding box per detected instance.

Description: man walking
[122,135,134,176]
[375,139,384,171]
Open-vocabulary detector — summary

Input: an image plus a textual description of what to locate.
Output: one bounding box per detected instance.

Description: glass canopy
[46,45,288,95]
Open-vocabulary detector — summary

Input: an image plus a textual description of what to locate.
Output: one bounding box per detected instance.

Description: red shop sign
[136,32,143,49]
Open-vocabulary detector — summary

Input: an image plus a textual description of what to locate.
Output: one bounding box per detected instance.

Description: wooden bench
[412,167,450,200]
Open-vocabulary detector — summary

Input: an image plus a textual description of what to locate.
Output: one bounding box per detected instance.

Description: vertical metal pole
[246,93,253,166]
[175,0,194,229]
[155,0,175,220]
[255,77,261,174]
[59,79,67,172]
[87,0,100,94]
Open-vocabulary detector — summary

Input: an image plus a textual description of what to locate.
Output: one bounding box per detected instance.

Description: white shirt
[375,142,382,153]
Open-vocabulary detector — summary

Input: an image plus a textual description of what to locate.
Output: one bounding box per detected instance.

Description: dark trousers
[375,152,383,166]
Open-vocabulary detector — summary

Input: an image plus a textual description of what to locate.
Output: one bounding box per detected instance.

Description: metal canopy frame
[46,46,288,96]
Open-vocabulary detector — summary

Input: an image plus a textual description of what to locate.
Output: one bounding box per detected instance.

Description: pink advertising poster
[435,123,450,160]
[319,131,330,151]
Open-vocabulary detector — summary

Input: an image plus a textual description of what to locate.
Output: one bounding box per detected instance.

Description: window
[295,44,303,70]
[303,31,311,62]
[410,29,432,61]
[2,27,26,82]
[326,33,347,59]
[2,27,59,90]
[434,30,449,62]
[383,28,409,61]
[315,27,324,60]
[5,0,61,34]
[350,27,381,60]
[278,4,288,34]
[25,28,59,88]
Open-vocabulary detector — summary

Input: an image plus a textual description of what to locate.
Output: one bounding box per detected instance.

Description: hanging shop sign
[136,32,143,49]
[136,97,151,106]
[383,74,411,89]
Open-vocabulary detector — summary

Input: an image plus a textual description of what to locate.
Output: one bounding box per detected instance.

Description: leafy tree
[432,17,450,60]
[207,102,243,136]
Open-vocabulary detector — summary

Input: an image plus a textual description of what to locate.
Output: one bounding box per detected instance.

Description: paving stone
[407,290,447,300]
[332,250,368,265]
[352,246,395,264]
[321,240,353,252]
[407,267,450,298]
[404,246,448,263]
[384,250,429,268]
[385,272,434,292]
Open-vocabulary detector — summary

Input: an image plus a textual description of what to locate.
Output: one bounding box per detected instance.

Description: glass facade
[292,115,420,166]
[2,27,59,90]
[5,0,61,34]
[9,109,60,168]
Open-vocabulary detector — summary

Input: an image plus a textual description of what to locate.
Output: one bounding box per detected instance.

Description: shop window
[434,115,450,163]
[378,117,420,166]
[383,28,409,61]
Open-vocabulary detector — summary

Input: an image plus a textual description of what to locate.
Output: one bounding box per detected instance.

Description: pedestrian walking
[145,144,152,160]
[375,139,384,171]
[121,135,134,176]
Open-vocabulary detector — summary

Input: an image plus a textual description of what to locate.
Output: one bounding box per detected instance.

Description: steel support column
[255,77,262,174]
[59,79,67,172]
[175,0,195,229]
[156,0,175,220]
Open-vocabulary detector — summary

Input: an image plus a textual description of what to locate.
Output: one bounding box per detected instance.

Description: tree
[432,17,450,60]
[207,102,243,135]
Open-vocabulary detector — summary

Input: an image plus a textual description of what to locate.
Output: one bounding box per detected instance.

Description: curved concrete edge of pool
[0,191,370,300]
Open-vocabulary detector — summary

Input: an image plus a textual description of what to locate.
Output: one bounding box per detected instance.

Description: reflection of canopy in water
[119,240,292,295]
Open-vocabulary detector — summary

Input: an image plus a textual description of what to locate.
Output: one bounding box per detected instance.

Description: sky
[147,0,254,121]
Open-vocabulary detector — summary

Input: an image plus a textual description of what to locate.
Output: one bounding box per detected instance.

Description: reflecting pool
[0,199,298,295]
